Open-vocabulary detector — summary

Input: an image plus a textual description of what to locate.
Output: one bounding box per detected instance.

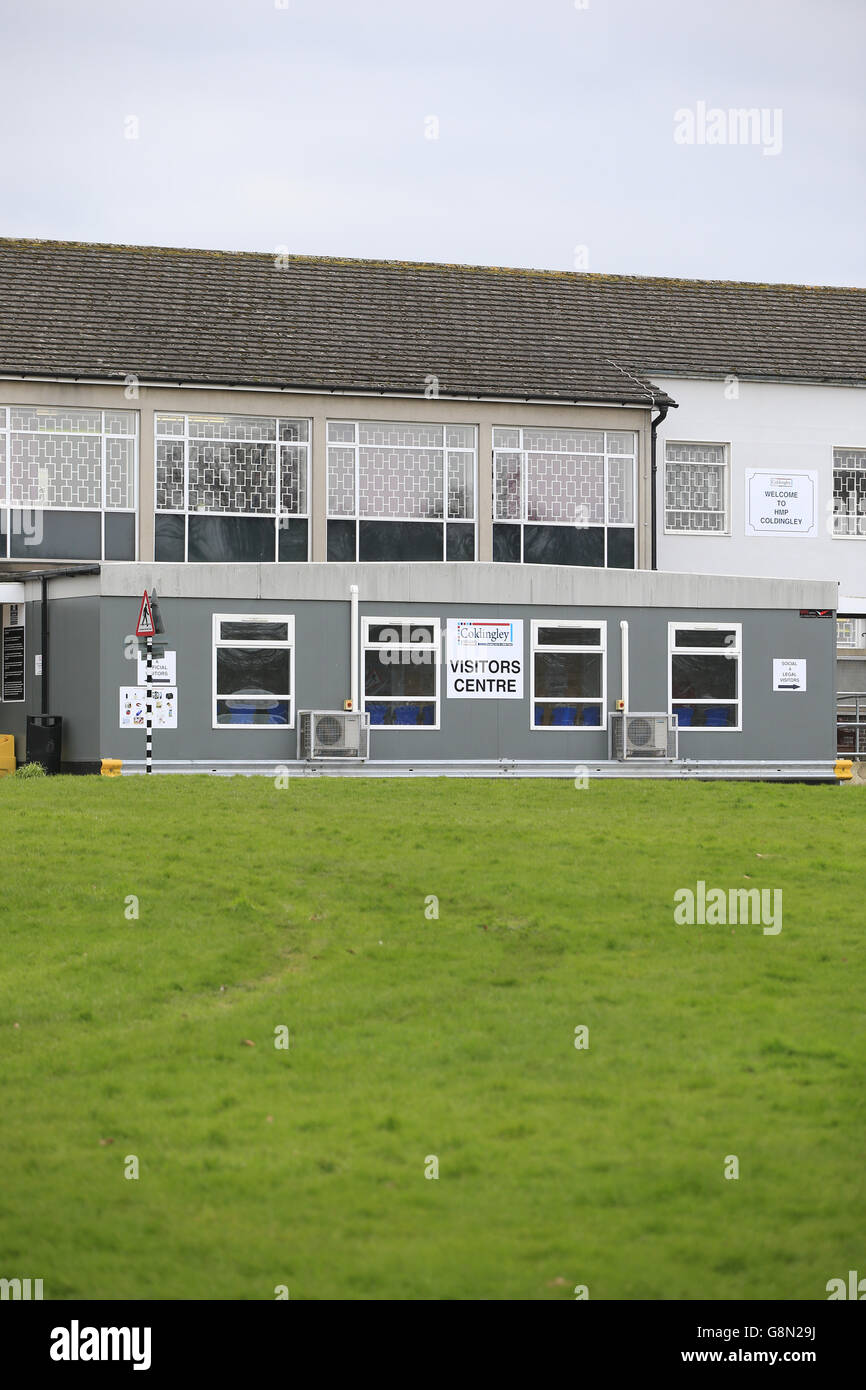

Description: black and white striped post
[136,589,157,776]
[145,633,153,775]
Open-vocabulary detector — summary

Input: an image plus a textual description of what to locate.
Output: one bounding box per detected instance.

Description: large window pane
[359,520,443,561]
[188,515,275,562]
[523,524,604,567]
[10,510,100,559]
[365,650,437,697]
[216,646,290,697]
[534,652,602,699]
[672,654,738,700]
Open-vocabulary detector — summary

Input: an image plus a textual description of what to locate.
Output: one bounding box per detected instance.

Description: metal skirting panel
[120,759,840,781]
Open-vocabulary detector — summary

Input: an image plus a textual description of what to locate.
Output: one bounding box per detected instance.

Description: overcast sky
[1,0,863,285]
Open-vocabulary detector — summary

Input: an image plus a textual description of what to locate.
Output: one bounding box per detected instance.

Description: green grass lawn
[1,776,863,1301]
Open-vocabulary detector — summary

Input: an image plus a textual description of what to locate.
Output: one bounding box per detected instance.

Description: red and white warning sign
[136,591,156,637]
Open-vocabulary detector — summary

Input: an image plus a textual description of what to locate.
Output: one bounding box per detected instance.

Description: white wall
[655,378,866,612]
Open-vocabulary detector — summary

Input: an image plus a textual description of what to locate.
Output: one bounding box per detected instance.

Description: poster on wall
[2,605,25,702]
[745,471,818,537]
[119,686,178,728]
[446,618,524,698]
[773,659,806,692]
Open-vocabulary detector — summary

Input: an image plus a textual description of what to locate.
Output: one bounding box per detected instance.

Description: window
[837,693,866,756]
[327,421,476,562]
[156,414,310,562]
[493,427,636,568]
[668,623,741,730]
[664,442,728,533]
[531,622,606,729]
[832,448,866,537]
[362,618,440,727]
[212,615,294,727]
[0,405,137,560]
[837,618,866,649]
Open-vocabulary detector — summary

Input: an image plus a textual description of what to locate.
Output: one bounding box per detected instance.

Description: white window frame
[0,404,139,561]
[212,613,295,731]
[530,620,607,732]
[361,616,441,730]
[831,446,866,540]
[668,621,742,732]
[155,413,311,562]
[492,427,637,565]
[327,420,478,562]
[663,441,730,536]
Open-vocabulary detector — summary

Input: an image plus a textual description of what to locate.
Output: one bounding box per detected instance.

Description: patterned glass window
[0,407,137,511]
[155,413,310,563]
[326,420,476,563]
[493,427,634,527]
[664,442,727,533]
[156,413,308,517]
[832,448,866,537]
[492,427,635,569]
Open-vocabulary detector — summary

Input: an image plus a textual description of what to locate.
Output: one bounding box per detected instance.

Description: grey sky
[1,0,863,285]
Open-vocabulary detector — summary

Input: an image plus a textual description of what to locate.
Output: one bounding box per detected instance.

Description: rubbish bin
[27,715,63,774]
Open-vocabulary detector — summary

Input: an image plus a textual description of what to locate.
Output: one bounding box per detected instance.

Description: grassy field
[0,775,863,1301]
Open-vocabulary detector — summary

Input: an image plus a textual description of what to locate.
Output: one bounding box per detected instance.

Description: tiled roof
[0,238,863,405]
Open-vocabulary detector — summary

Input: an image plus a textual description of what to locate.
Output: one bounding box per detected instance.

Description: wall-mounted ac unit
[298,710,370,760]
[610,712,678,761]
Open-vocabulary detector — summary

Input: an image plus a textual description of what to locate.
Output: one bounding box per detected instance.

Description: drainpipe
[41,576,48,714]
[620,620,629,715]
[650,404,670,571]
[349,583,359,712]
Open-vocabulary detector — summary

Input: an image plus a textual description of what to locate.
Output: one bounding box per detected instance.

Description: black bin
[27,715,63,774]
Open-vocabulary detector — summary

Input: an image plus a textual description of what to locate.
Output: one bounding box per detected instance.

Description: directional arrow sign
[136,591,156,637]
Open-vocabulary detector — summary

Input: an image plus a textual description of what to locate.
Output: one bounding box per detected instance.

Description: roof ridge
[0,236,863,295]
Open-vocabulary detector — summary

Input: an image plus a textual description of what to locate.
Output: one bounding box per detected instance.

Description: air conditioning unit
[298,710,370,760]
[610,712,678,761]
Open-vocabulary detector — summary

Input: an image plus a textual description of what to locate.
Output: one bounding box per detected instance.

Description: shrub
[15,761,47,778]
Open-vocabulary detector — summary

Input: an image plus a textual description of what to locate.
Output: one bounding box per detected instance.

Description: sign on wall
[745,470,818,537]
[446,618,524,698]
[136,650,176,685]
[2,605,25,702]
[120,686,178,728]
[772,659,806,692]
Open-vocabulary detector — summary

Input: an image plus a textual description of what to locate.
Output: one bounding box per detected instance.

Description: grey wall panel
[45,596,102,763]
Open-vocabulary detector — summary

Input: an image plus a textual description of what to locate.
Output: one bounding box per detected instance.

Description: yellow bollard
[101,758,123,777]
[834,758,853,781]
[0,733,15,777]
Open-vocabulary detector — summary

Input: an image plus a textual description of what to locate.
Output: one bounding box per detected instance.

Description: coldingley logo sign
[50,1320,152,1371]
[674,881,782,935]
[446,618,524,699]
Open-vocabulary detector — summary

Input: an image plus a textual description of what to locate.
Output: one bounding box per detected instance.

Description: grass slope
[0,777,863,1300]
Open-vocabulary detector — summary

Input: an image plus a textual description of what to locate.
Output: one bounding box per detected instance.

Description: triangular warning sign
[136,591,155,637]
